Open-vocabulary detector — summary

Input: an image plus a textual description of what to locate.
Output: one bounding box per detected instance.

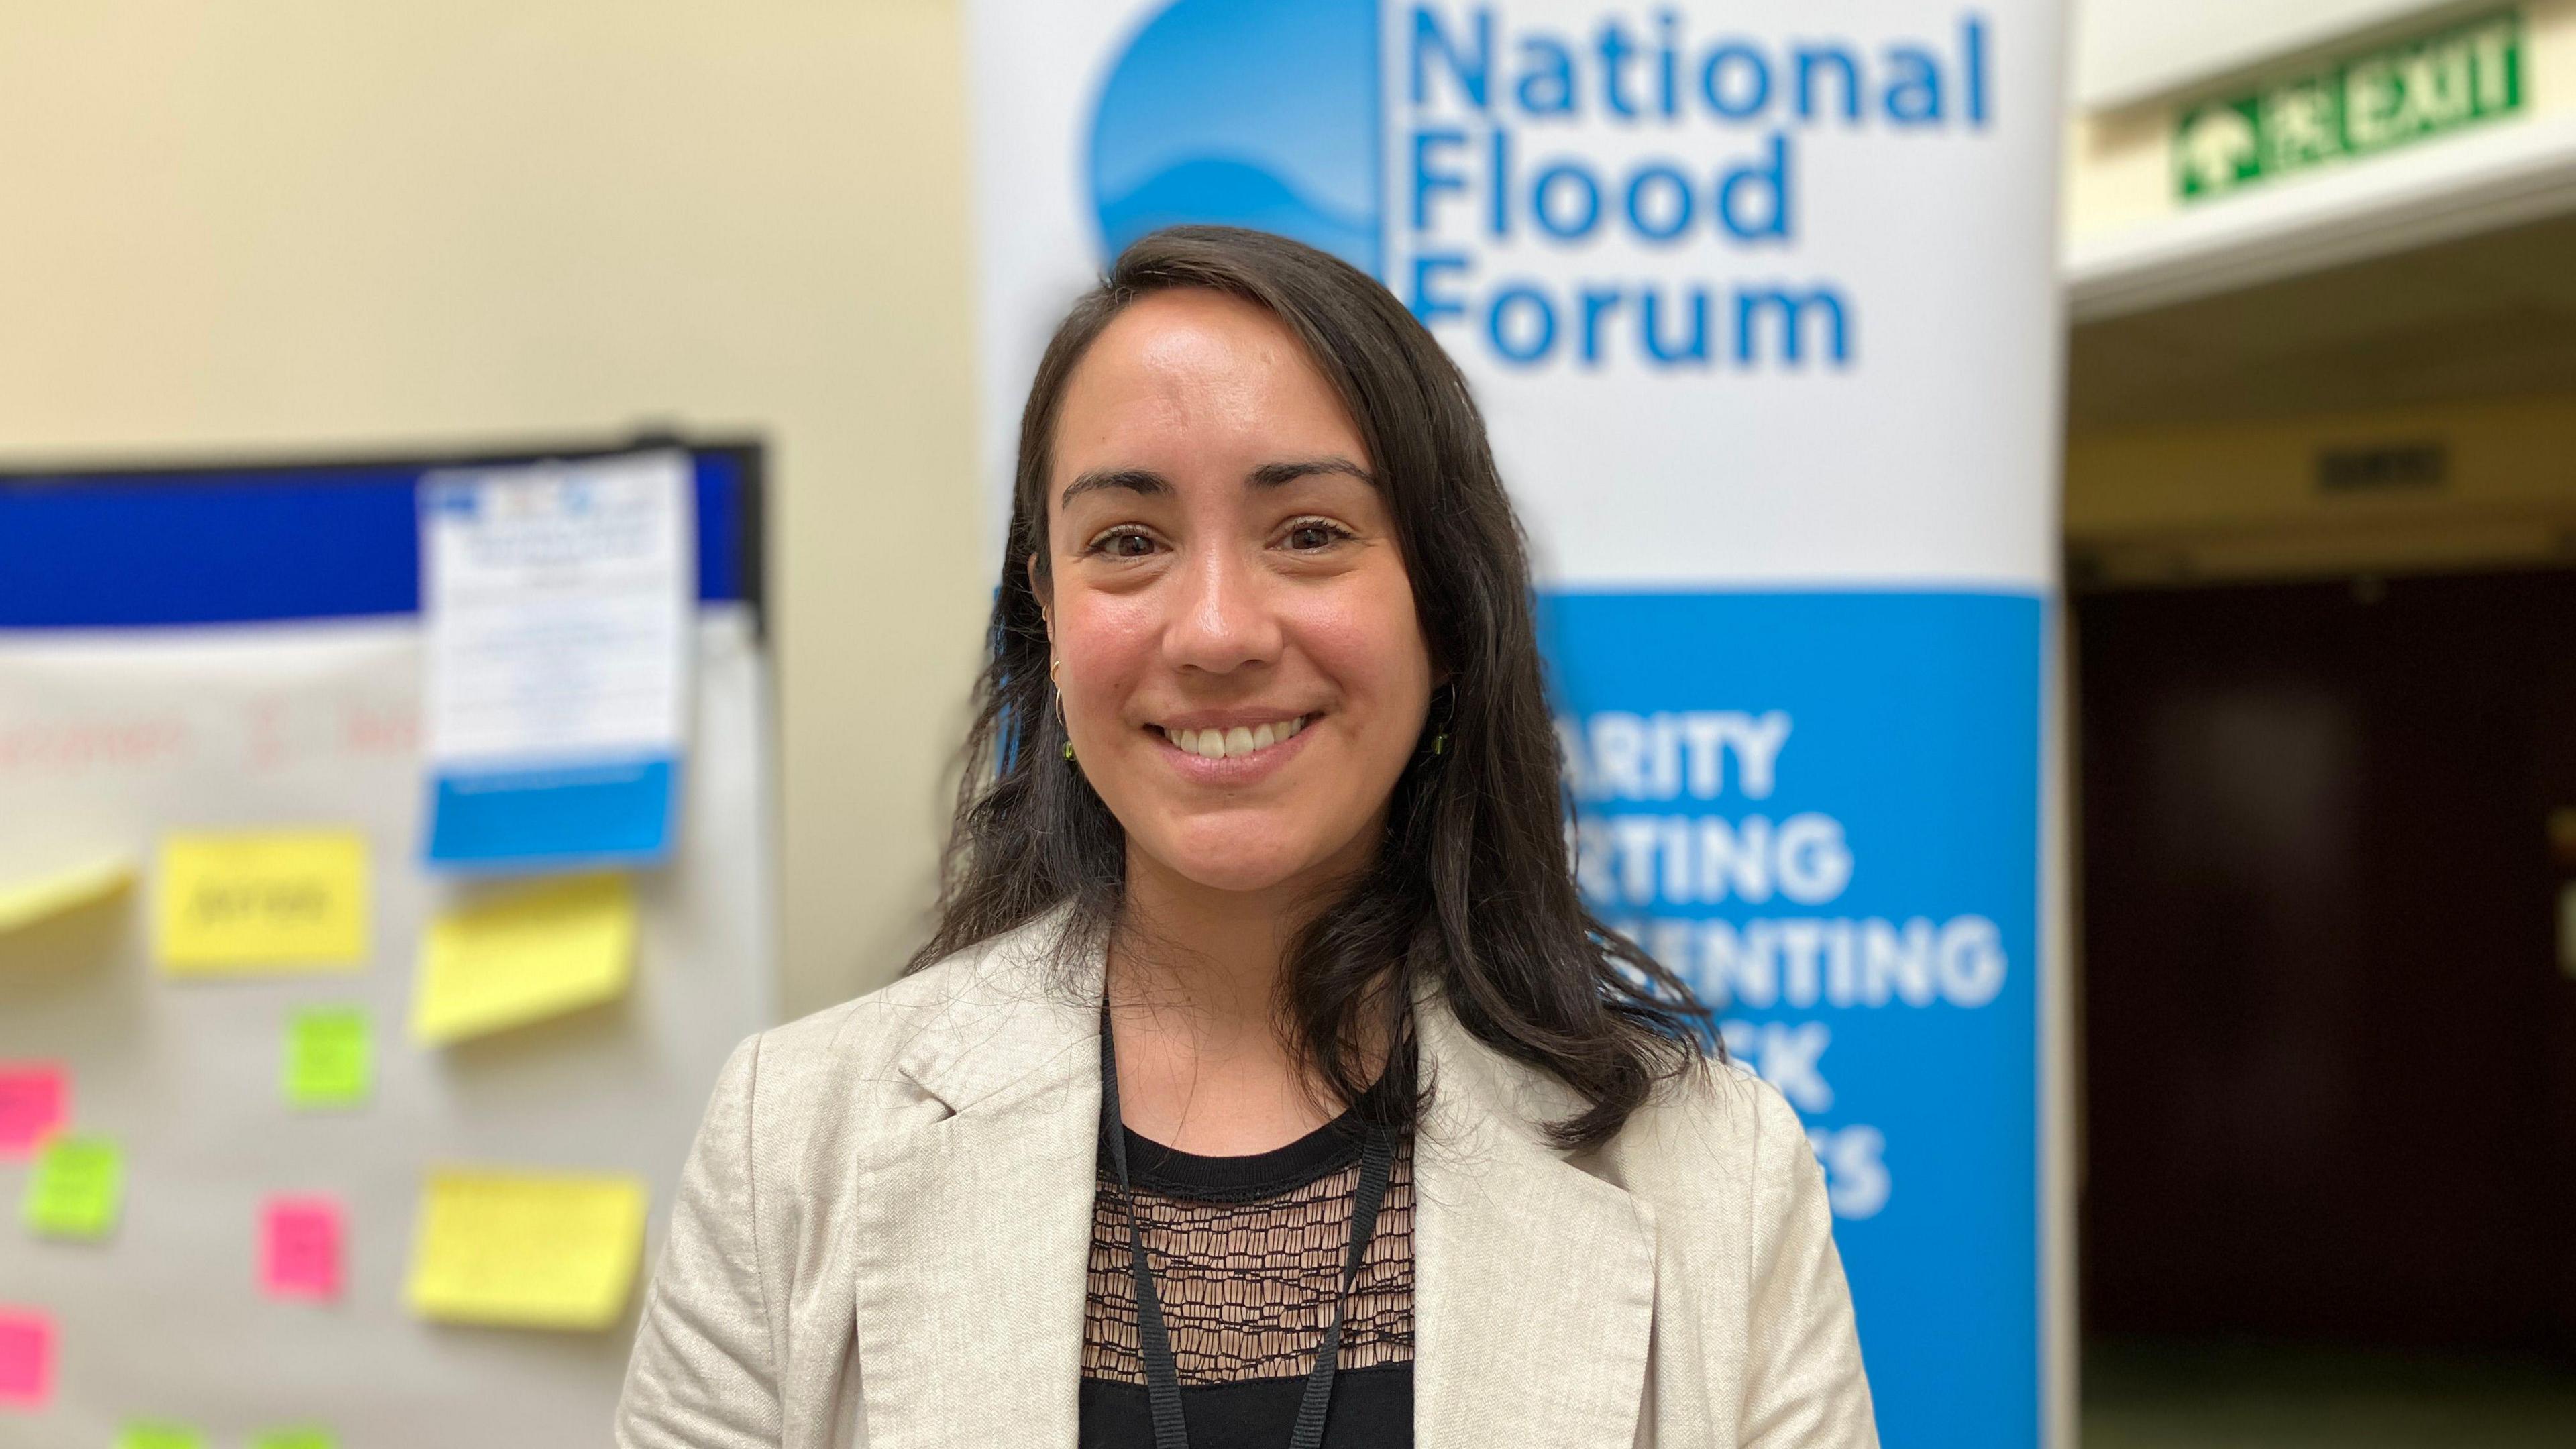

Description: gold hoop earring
[1048,660,1075,764]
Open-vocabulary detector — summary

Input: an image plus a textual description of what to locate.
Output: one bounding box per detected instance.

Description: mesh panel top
[1083,1126,1416,1386]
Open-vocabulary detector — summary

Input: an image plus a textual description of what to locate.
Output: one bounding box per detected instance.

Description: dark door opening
[2074,568,2576,1439]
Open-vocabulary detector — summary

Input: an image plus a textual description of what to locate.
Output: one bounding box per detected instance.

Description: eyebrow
[1059,468,1169,507]
[1059,455,1376,508]
[1250,455,1375,489]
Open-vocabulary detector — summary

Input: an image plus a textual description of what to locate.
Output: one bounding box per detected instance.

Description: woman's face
[1038,288,1435,899]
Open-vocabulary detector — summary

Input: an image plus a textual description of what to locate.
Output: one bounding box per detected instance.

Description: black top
[1079,1110,1417,1448]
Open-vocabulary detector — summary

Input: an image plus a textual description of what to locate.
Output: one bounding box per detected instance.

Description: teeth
[1163,716,1307,760]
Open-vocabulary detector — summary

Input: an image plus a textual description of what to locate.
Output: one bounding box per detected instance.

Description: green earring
[1430,731,1448,755]
[1063,739,1076,763]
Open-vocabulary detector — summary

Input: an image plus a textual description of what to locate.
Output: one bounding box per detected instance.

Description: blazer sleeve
[618,1034,786,1449]
[1737,1079,1879,1448]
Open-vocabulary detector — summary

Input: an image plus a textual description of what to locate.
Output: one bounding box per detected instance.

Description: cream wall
[2075,0,2473,107]
[2068,390,2576,582]
[0,1,987,1018]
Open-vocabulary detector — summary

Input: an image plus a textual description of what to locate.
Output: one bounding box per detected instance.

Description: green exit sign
[2176,9,2524,201]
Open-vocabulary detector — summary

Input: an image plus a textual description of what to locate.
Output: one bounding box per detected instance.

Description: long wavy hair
[909,225,1710,1149]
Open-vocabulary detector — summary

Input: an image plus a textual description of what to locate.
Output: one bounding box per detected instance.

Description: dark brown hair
[909,225,1709,1148]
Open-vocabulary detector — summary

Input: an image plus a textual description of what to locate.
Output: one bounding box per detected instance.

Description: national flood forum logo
[1086,0,2002,375]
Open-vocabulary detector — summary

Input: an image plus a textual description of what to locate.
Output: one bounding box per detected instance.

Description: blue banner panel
[1540,588,2043,1449]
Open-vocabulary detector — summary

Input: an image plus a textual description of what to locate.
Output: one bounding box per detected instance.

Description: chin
[1152,822,1328,896]
[1165,849,1315,896]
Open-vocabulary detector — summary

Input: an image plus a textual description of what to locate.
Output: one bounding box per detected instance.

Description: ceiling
[2065,208,2576,432]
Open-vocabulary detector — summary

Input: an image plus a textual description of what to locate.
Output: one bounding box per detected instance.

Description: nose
[1161,539,1283,676]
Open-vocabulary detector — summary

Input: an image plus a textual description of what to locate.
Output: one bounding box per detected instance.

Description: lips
[1154,714,1310,761]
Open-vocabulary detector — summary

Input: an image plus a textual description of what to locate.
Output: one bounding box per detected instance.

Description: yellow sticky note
[0,857,133,936]
[411,875,635,1045]
[155,831,369,974]
[405,1168,647,1330]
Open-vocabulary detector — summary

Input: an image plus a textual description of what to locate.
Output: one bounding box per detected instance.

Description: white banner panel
[971,3,2067,1443]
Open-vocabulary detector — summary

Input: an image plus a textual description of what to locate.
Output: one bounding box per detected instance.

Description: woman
[617,226,1875,1448]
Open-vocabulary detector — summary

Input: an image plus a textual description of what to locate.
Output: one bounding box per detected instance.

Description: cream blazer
[614,914,1878,1448]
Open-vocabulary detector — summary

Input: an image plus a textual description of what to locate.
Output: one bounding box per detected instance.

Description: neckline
[1112,1106,1369,1202]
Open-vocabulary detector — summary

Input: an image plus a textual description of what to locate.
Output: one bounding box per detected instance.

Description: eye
[1279,517,1353,553]
[1083,527,1161,559]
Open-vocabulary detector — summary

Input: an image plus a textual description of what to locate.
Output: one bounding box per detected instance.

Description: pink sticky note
[0,1307,53,1409]
[260,1197,343,1301]
[0,1064,66,1159]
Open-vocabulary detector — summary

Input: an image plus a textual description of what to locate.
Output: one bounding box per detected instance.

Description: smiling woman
[1039,284,1436,914]
[616,227,1878,1449]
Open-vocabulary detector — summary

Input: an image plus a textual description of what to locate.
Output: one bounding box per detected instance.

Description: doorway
[2074,567,2576,1444]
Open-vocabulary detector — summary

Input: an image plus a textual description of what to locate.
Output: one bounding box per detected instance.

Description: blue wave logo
[1088,0,1383,277]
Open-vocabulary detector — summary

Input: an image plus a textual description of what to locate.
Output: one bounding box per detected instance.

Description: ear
[1025,551,1054,644]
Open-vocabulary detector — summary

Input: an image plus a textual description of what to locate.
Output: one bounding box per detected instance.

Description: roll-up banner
[969,3,2068,1444]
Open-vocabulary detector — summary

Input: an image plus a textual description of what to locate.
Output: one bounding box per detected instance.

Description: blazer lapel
[839,925,1657,1449]
[848,925,1105,1448]
[1413,999,1658,1449]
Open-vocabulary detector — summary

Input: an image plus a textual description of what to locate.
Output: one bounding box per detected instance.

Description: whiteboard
[0,449,773,1447]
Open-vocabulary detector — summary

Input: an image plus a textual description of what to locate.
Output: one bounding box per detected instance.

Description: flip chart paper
[261,1197,344,1301]
[283,1008,372,1108]
[411,875,636,1045]
[0,856,132,935]
[0,1063,66,1158]
[250,1430,339,1449]
[115,1424,205,1449]
[155,831,368,973]
[0,1308,53,1409]
[23,1134,121,1240]
[404,1169,646,1330]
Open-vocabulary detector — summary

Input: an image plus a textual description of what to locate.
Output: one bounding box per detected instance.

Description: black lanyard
[1099,1004,1396,1449]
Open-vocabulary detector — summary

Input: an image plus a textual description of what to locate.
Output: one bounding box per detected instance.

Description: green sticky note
[285,1006,372,1108]
[23,1133,122,1240]
[116,1422,204,1449]
[251,1428,337,1449]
